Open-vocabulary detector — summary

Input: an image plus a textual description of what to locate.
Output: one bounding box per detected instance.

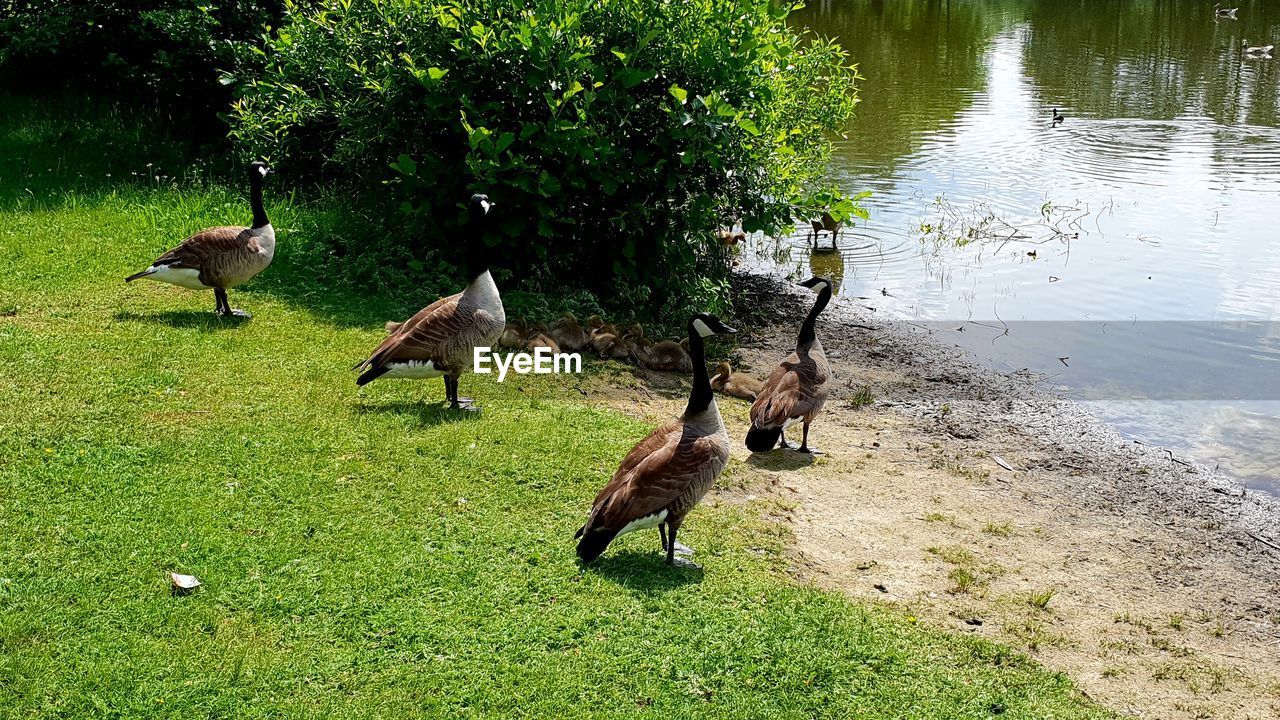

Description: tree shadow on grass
[745,450,817,471]
[583,549,705,594]
[353,399,484,428]
[112,309,250,331]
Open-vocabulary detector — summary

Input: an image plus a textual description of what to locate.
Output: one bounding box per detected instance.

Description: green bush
[0,1,285,128]
[230,0,858,318]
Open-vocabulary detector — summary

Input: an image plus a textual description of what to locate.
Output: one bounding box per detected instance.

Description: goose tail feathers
[124,269,157,282]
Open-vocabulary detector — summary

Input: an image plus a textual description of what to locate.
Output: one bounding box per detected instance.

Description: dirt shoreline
[591,272,1280,719]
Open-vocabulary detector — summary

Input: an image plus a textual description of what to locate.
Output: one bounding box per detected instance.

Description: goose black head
[461,193,497,278]
[799,276,832,295]
[469,193,494,219]
[689,313,736,339]
[250,161,270,179]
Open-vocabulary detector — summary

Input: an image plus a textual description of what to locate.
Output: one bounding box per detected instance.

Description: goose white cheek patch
[474,346,581,381]
[693,319,714,337]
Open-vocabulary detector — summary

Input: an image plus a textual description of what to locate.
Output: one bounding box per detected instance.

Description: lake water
[781,1,1280,491]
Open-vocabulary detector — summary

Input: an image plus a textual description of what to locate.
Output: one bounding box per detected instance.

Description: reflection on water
[780,1,1280,491]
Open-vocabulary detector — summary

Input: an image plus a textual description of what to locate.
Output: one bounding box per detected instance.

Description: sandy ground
[584,274,1280,720]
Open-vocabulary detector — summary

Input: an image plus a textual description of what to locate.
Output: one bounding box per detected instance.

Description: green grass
[0,93,1111,718]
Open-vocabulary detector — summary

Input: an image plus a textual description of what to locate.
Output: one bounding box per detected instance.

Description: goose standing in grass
[576,313,736,567]
[125,161,274,318]
[745,276,833,454]
[353,194,504,411]
[711,362,763,401]
[1243,40,1275,57]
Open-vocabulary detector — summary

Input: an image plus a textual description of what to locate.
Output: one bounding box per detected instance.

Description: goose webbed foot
[224,308,252,319]
[798,445,823,455]
[777,431,790,450]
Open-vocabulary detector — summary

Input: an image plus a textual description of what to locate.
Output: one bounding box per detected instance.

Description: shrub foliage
[0,1,284,127]
[230,0,858,313]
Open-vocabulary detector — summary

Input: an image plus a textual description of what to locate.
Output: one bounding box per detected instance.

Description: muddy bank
[588,272,1280,719]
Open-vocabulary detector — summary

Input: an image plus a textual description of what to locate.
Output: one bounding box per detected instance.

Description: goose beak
[721,324,738,334]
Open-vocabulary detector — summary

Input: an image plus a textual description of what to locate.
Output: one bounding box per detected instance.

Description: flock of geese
[124,166,836,569]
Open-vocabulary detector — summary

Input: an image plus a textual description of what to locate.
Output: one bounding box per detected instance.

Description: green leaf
[616,68,657,88]
[391,154,416,176]
[427,67,448,81]
[668,84,688,104]
[737,117,760,136]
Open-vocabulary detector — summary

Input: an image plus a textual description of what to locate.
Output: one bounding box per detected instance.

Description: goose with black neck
[746,276,834,454]
[124,161,275,318]
[575,313,736,568]
[353,194,506,411]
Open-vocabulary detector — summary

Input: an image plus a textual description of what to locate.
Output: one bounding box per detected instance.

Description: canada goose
[353,194,505,411]
[711,362,763,401]
[125,161,274,318]
[745,276,833,454]
[1051,108,1065,126]
[499,319,528,349]
[1214,4,1238,18]
[717,228,747,247]
[809,211,841,252]
[525,323,562,354]
[549,313,588,352]
[575,313,737,566]
[1243,40,1275,56]
[630,334,693,370]
[605,334,636,361]
[586,314,607,336]
[646,338,693,373]
[590,332,619,357]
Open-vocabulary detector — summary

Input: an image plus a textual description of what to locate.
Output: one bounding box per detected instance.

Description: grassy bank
[0,94,1109,718]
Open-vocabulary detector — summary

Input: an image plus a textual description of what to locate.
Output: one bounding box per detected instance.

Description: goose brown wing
[750,352,828,428]
[152,226,260,284]
[587,423,720,529]
[357,293,462,370]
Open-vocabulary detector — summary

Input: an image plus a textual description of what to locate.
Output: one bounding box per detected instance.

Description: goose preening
[809,211,842,252]
[1051,108,1065,126]
[711,362,763,401]
[1243,40,1275,57]
[1214,4,1238,18]
[125,161,274,318]
[745,276,833,454]
[575,313,736,567]
[353,194,505,411]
